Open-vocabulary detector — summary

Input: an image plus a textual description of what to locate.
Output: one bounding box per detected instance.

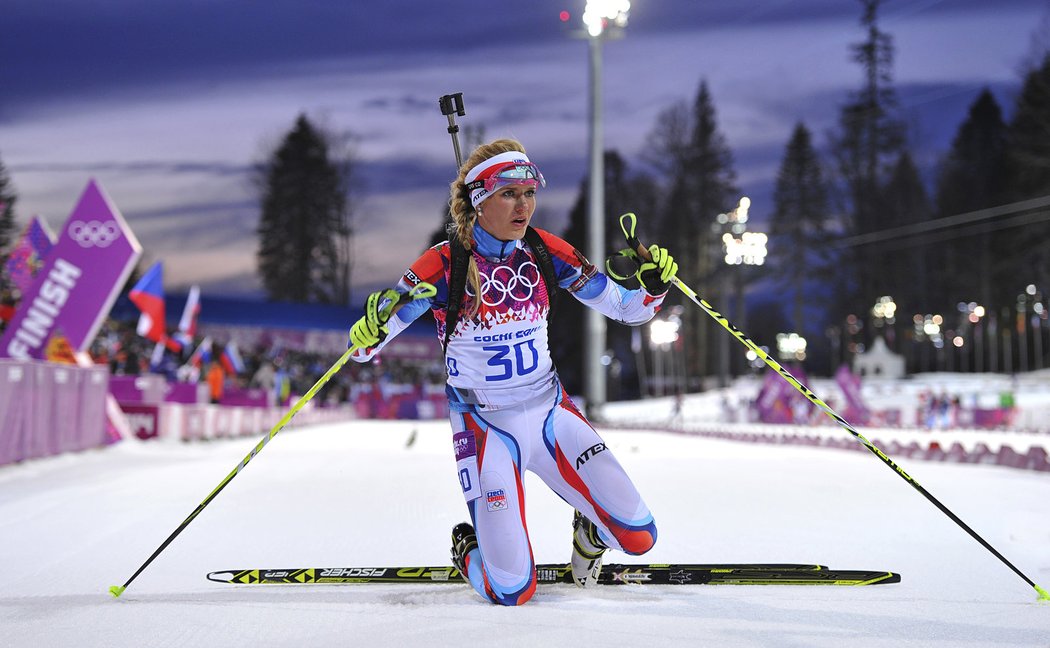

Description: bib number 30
[484,340,539,382]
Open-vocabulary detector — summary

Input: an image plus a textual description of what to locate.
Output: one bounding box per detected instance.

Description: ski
[207,563,900,586]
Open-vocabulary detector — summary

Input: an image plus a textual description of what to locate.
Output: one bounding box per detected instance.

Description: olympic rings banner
[1,180,142,361]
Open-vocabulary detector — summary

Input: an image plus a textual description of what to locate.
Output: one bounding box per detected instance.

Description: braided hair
[447,138,527,318]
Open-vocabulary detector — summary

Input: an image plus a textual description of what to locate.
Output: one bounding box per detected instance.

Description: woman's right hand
[349,290,395,349]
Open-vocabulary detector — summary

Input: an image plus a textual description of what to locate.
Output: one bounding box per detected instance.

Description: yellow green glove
[349,289,398,349]
[638,245,677,294]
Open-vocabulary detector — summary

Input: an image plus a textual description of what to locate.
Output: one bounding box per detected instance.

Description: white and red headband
[464,151,545,209]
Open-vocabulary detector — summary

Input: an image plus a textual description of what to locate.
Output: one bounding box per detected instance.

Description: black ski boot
[450,522,478,583]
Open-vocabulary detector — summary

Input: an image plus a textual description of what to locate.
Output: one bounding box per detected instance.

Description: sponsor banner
[755,370,793,423]
[122,404,160,440]
[835,364,871,425]
[1,180,141,360]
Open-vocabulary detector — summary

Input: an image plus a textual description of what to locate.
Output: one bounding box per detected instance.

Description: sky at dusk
[2,0,1048,299]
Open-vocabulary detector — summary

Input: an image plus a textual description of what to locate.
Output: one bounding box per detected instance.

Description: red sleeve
[405,245,448,286]
[531,227,581,266]
[530,227,598,290]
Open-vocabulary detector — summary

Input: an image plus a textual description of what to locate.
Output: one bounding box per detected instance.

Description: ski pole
[109,282,437,598]
[616,212,1049,602]
[438,93,466,169]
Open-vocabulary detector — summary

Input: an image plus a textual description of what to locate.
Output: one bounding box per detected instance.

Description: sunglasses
[466,162,546,194]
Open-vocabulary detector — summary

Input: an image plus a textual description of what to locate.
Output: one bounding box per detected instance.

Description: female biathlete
[348,139,678,605]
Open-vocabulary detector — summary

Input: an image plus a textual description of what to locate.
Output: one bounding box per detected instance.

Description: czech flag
[129,262,167,343]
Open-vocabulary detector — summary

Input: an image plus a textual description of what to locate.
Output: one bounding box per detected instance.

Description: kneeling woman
[349,139,678,605]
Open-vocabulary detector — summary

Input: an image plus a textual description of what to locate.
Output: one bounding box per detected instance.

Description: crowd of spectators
[85,317,446,406]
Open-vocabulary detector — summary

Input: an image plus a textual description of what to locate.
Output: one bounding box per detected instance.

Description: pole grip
[619,213,652,262]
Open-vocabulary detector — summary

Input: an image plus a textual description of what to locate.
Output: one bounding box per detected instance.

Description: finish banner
[1,180,141,360]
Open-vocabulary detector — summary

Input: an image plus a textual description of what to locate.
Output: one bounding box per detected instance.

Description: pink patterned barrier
[147,402,359,441]
[0,359,110,466]
[603,420,1050,473]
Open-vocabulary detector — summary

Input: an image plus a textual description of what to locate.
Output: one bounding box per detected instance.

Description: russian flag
[220,342,245,375]
[129,262,167,343]
[189,336,213,368]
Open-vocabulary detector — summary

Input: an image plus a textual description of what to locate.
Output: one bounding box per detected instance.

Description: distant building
[853,336,905,379]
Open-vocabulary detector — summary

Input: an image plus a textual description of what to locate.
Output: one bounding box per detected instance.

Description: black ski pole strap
[442,241,471,354]
[523,226,558,321]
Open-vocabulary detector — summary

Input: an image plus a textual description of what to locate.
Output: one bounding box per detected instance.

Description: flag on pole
[220,341,245,375]
[169,285,201,353]
[129,262,167,343]
[188,336,213,368]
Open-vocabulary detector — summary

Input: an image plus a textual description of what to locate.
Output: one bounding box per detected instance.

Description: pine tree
[769,123,831,338]
[552,150,658,399]
[0,154,18,258]
[1004,52,1050,293]
[643,81,738,384]
[933,89,1009,312]
[879,152,932,340]
[256,115,353,304]
[830,0,905,323]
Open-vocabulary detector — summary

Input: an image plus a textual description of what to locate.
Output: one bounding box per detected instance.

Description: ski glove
[638,245,678,295]
[349,289,397,350]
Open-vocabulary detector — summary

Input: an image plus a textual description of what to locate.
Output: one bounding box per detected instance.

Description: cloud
[9,160,251,177]
[1,0,1045,296]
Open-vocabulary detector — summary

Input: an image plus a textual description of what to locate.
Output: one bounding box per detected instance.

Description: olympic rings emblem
[69,220,121,248]
[466,261,542,307]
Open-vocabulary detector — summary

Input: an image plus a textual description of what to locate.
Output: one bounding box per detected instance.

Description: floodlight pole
[585,32,606,419]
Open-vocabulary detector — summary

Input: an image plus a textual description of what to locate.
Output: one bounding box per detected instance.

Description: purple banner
[220,387,269,407]
[109,374,169,405]
[122,404,160,440]
[165,381,203,404]
[834,365,871,425]
[755,370,793,423]
[4,215,56,295]
[1,180,141,360]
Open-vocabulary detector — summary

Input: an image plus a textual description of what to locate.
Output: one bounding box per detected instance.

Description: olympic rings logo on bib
[466,261,542,308]
[69,220,121,248]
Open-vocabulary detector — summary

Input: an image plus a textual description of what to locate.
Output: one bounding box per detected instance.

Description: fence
[0,359,110,466]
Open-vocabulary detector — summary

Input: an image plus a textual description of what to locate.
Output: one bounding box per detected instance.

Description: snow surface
[2,418,1049,647]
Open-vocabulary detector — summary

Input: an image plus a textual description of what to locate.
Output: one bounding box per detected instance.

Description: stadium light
[579,0,629,418]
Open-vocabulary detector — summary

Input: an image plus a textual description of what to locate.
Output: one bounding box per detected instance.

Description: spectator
[206,360,225,405]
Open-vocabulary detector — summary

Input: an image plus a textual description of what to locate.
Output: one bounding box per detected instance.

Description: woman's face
[476,184,537,241]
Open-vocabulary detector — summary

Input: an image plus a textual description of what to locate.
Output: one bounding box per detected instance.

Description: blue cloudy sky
[2,0,1048,298]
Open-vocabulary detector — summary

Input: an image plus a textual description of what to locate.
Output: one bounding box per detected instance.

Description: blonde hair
[448,138,527,318]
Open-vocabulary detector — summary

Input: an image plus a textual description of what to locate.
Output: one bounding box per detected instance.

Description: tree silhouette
[770,123,832,338]
[0,154,18,258]
[256,114,354,304]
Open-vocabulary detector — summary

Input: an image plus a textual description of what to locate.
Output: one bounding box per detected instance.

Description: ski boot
[450,522,478,584]
[570,510,608,587]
